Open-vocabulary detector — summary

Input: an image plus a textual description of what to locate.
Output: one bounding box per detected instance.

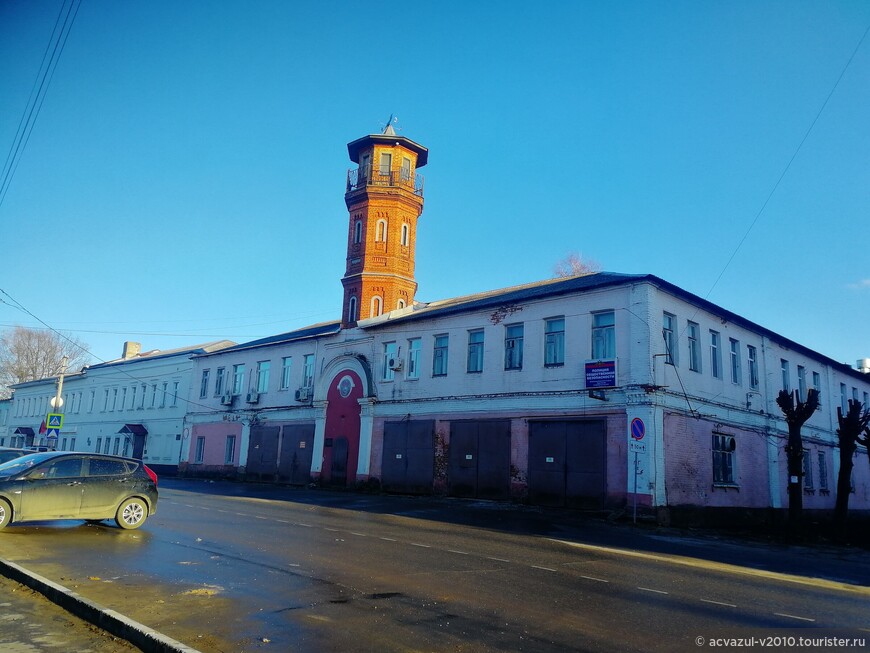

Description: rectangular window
[840,383,848,413]
[110,388,118,411]
[433,334,449,376]
[200,370,210,399]
[102,389,109,412]
[113,437,120,456]
[687,322,701,372]
[864,392,870,410]
[781,359,790,392]
[280,357,292,390]
[401,156,411,181]
[129,386,136,411]
[662,313,677,365]
[195,436,205,464]
[232,364,245,395]
[225,435,236,465]
[120,387,127,412]
[96,437,102,453]
[812,371,821,395]
[383,342,398,381]
[215,368,226,396]
[139,384,146,409]
[712,433,735,484]
[172,381,179,407]
[729,338,741,385]
[710,331,722,379]
[379,152,392,176]
[302,354,315,388]
[467,329,484,373]
[544,317,565,366]
[802,449,813,489]
[591,311,615,360]
[256,361,271,393]
[407,338,421,379]
[504,324,524,370]
[150,383,158,408]
[797,365,807,401]
[748,346,759,389]
[817,451,828,491]
[160,382,168,408]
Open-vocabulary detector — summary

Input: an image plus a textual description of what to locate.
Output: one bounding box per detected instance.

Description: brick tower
[341,121,428,327]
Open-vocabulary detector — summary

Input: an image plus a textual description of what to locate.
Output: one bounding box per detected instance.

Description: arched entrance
[321,370,364,487]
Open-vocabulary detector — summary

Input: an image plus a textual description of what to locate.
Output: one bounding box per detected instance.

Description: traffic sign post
[629,417,646,524]
[47,413,64,430]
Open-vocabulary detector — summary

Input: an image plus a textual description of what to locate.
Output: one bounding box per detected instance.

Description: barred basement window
[712,433,735,484]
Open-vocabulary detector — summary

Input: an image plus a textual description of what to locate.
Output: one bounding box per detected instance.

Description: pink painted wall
[189,422,242,467]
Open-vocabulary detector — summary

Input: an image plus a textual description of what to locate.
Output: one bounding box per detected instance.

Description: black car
[0,452,158,530]
[0,447,29,465]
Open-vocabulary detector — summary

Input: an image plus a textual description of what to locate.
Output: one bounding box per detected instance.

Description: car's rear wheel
[0,498,12,531]
[115,498,147,530]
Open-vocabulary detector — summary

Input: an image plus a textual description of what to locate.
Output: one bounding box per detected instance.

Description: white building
[5,340,233,473]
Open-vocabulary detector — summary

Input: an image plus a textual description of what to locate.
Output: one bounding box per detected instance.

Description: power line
[0,0,82,210]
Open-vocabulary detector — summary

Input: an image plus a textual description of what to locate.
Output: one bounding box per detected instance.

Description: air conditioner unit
[246,392,259,404]
[220,394,233,406]
[294,388,310,402]
[388,357,403,371]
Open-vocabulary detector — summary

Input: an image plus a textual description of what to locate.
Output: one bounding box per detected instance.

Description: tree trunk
[786,423,803,527]
[833,452,853,536]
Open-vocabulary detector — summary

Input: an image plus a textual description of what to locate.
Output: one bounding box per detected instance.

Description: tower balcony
[346,165,424,198]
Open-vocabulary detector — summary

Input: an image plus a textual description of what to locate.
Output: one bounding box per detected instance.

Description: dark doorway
[246,426,280,478]
[528,420,606,509]
[382,420,435,494]
[132,434,146,460]
[448,420,511,500]
[330,436,349,487]
[278,424,314,485]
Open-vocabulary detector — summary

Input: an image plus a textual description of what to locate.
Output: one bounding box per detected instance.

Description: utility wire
[0,0,82,209]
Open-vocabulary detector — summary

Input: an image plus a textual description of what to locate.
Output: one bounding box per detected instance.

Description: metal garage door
[382,420,435,494]
[278,424,314,485]
[448,420,511,500]
[247,426,280,478]
[528,420,606,509]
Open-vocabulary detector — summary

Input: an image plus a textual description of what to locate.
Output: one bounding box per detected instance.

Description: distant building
[5,340,234,473]
[181,126,870,520]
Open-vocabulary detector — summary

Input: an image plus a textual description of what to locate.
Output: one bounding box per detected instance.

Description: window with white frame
[433,334,448,376]
[817,451,828,491]
[371,296,383,317]
[172,381,179,406]
[353,220,362,244]
[280,357,292,390]
[710,331,722,379]
[200,370,210,399]
[662,313,677,365]
[802,449,813,489]
[348,296,358,323]
[544,317,565,366]
[195,436,205,464]
[813,371,822,405]
[375,219,387,242]
[225,435,236,465]
[111,388,118,411]
[302,354,315,389]
[215,368,225,396]
[781,359,790,393]
[401,223,410,246]
[383,342,398,381]
[140,384,147,409]
[748,346,759,389]
[407,338,421,379]
[467,330,484,373]
[712,433,735,484]
[256,361,270,393]
[840,383,848,413]
[401,156,411,181]
[128,387,134,412]
[379,152,391,176]
[120,387,127,411]
[592,311,615,360]
[797,365,807,401]
[729,338,741,385]
[150,384,158,408]
[160,382,167,408]
[504,324,524,371]
[687,321,701,372]
[232,364,245,396]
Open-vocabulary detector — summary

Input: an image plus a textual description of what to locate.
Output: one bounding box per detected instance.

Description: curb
[0,557,202,653]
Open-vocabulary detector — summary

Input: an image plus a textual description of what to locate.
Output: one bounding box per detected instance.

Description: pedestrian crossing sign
[47,413,64,429]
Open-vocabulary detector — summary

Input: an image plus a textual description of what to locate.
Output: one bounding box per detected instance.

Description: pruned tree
[776,388,820,527]
[833,400,870,536]
[0,326,90,397]
[553,252,601,278]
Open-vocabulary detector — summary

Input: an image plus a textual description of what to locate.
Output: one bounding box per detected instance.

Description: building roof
[86,340,236,370]
[193,321,342,357]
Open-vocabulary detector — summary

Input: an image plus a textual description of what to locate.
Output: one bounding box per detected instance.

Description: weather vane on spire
[381,114,399,135]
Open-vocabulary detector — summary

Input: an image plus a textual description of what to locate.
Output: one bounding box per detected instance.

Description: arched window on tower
[348,296,358,323]
[371,296,383,317]
[353,220,362,244]
[397,299,406,310]
[376,219,388,242]
[400,223,410,246]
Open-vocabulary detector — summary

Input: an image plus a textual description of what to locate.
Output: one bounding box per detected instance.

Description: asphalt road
[0,479,868,652]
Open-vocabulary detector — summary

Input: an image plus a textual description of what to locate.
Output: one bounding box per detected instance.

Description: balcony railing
[346,165,424,197]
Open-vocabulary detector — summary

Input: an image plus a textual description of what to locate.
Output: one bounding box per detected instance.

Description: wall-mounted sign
[585,359,616,389]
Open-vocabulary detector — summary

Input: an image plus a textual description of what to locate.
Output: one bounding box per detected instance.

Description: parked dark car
[0,452,158,531]
[0,447,30,465]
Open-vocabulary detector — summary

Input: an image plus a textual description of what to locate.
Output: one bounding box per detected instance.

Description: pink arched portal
[321,370,363,487]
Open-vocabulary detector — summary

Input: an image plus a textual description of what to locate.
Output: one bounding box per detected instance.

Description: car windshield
[0,452,56,479]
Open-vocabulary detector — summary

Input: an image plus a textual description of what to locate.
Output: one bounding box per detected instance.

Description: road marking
[410,543,431,548]
[254,516,268,520]
[447,550,469,555]
[380,537,397,542]
[532,566,557,572]
[638,587,668,595]
[297,523,313,528]
[324,528,339,532]
[550,539,870,596]
[580,575,609,583]
[350,532,366,537]
[775,613,815,622]
[487,557,510,563]
[701,599,737,608]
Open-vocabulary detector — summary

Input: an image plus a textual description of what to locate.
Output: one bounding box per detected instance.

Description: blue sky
[1,1,868,368]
